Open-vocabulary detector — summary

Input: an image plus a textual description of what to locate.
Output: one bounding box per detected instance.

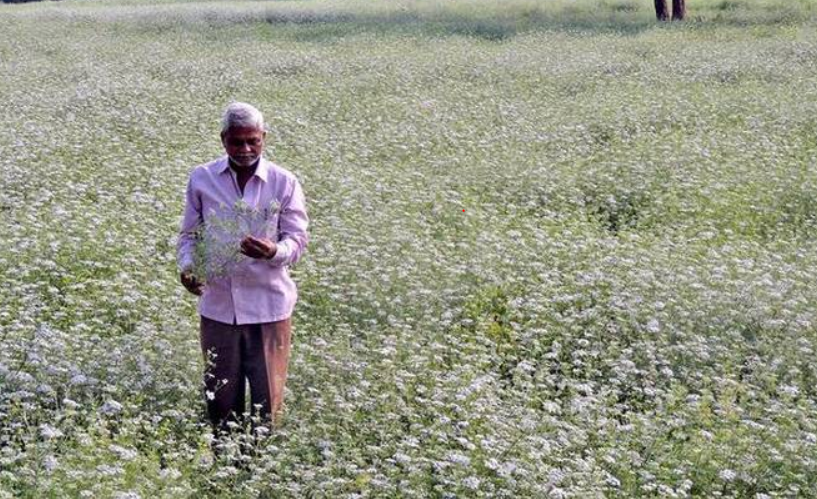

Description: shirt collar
[217,155,270,183]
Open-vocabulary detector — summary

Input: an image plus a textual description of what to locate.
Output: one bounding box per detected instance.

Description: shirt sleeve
[267,177,309,267]
[177,173,202,273]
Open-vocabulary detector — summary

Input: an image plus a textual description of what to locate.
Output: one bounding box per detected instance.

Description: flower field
[1,0,817,496]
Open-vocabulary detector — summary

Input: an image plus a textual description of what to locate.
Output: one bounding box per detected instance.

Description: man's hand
[180,271,204,296]
[240,235,277,260]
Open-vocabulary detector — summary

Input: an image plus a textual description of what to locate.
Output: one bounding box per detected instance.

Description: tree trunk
[655,0,669,21]
[672,0,685,20]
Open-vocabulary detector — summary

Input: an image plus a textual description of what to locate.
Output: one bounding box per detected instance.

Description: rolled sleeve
[267,178,309,267]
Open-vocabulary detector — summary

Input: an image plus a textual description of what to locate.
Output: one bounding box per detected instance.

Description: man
[177,102,309,431]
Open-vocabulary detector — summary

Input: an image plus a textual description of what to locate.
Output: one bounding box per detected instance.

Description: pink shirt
[177,155,309,325]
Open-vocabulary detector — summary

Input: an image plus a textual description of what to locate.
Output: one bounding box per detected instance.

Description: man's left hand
[240,235,277,260]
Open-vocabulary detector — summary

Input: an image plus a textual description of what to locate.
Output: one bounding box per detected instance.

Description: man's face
[221,126,266,168]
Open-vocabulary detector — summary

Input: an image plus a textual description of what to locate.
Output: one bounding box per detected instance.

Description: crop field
[2,0,817,497]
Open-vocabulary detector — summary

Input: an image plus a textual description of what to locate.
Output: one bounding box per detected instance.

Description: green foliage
[461,285,516,348]
[191,198,280,283]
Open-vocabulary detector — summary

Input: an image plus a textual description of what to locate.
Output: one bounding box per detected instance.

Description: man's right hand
[180,271,204,296]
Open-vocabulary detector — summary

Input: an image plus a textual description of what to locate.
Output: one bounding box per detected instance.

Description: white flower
[39,424,63,440]
[96,464,124,476]
[43,455,59,472]
[101,400,123,415]
[719,469,737,482]
[446,452,471,467]
[159,468,182,480]
[62,398,80,409]
[109,445,138,461]
[778,385,800,397]
[462,476,481,490]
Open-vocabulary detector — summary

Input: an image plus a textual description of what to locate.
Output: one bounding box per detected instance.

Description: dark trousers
[199,315,292,432]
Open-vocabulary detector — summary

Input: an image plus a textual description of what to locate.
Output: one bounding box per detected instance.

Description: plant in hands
[189,199,280,285]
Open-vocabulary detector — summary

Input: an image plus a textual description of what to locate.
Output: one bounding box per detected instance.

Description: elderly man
[177,102,309,430]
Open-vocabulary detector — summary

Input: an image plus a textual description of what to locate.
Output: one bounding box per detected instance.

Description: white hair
[221,102,265,134]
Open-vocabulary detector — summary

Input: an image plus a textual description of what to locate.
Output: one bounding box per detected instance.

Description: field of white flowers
[2,0,817,496]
